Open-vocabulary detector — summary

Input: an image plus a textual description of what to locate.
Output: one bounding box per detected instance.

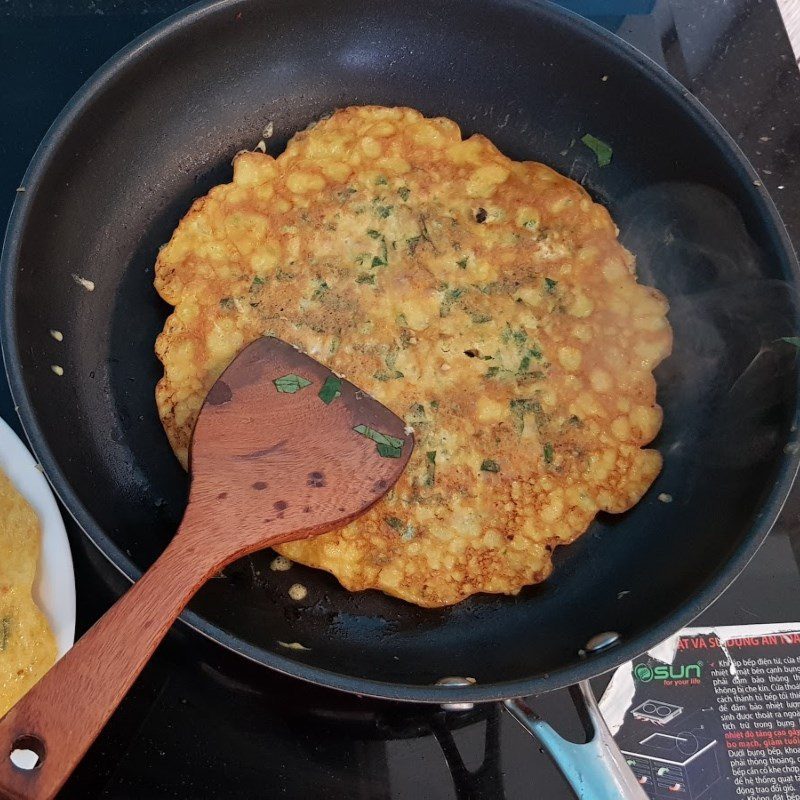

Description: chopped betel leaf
[480,459,500,473]
[581,133,613,167]
[543,442,555,464]
[407,236,422,256]
[373,370,404,381]
[311,280,330,301]
[371,237,389,268]
[425,450,436,486]
[354,424,405,458]
[544,277,558,294]
[510,398,545,434]
[274,374,312,393]
[337,186,357,202]
[397,186,411,200]
[377,442,403,458]
[439,287,465,317]
[367,228,382,239]
[318,375,342,405]
[518,347,543,374]
[780,336,800,348]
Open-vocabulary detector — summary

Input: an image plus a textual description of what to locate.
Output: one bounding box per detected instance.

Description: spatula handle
[0,528,214,800]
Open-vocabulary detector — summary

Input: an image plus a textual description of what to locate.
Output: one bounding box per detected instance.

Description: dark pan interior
[3,0,799,702]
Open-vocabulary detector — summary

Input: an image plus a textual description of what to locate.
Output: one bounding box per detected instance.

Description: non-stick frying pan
[2,0,799,795]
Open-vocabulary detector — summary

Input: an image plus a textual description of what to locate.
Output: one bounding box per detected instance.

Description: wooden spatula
[0,336,413,800]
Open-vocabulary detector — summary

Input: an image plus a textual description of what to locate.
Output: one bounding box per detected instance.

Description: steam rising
[615,183,798,471]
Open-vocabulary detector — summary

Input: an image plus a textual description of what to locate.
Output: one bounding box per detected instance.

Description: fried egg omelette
[0,468,57,717]
[155,106,672,607]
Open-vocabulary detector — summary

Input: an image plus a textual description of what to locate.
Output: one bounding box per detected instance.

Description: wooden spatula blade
[187,336,414,548]
[0,336,413,800]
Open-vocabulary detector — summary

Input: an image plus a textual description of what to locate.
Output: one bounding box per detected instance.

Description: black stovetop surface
[2,1,800,797]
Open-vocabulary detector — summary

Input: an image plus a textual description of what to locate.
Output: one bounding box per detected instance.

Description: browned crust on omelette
[154,106,672,607]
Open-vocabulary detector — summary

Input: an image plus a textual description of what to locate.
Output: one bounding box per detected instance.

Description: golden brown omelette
[0,469,57,717]
[155,106,672,607]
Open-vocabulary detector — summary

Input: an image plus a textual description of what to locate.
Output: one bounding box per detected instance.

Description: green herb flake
[425,450,437,487]
[398,186,411,201]
[456,257,469,269]
[510,398,545,434]
[471,313,492,324]
[276,268,295,282]
[311,280,330,301]
[371,237,389,268]
[356,273,376,285]
[396,312,409,327]
[518,347,543,374]
[480,459,501,473]
[250,275,266,289]
[367,228,382,239]
[567,415,583,428]
[219,297,235,310]
[337,186,358,202]
[430,400,439,410]
[543,442,555,464]
[376,205,393,219]
[440,287,465,317]
[401,524,416,541]
[354,424,405,458]
[581,133,613,167]
[376,442,402,458]
[385,516,404,530]
[486,366,500,378]
[274,374,312,394]
[407,236,423,256]
[375,175,388,186]
[502,324,528,347]
[523,219,539,231]
[544,277,558,294]
[780,336,800,348]
[318,375,342,405]
[0,617,10,651]
[373,371,404,381]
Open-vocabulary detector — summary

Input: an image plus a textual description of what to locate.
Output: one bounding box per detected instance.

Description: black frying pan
[1,0,799,795]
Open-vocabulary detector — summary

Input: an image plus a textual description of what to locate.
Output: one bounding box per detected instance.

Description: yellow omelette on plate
[0,467,56,718]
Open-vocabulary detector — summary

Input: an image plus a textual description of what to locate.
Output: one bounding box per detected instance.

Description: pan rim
[2,0,799,704]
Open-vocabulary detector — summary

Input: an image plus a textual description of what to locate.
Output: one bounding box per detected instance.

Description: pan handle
[503,680,647,800]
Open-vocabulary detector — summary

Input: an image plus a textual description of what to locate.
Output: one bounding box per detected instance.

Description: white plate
[0,415,76,658]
